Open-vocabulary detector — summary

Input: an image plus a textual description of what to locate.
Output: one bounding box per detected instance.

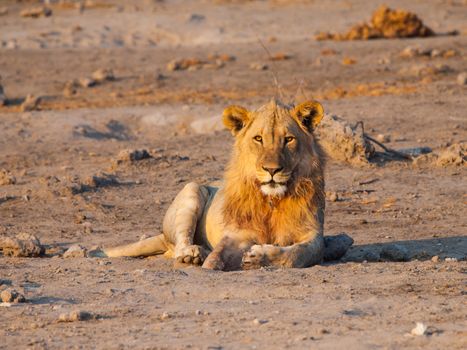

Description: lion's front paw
[241,245,269,270]
[175,245,209,265]
[201,252,225,270]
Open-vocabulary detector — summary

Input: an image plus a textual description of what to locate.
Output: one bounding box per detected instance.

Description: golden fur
[104,100,352,270]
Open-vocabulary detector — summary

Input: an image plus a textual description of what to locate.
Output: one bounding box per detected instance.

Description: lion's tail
[104,234,169,258]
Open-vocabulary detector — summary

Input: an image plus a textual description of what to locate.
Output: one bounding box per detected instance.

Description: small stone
[195,310,202,315]
[92,69,115,82]
[116,149,151,162]
[63,81,78,97]
[249,62,268,71]
[327,191,338,202]
[1,288,26,303]
[79,78,96,88]
[20,94,41,112]
[0,169,16,186]
[63,245,87,258]
[430,49,441,57]
[83,222,93,234]
[160,312,171,320]
[400,46,419,58]
[445,257,458,262]
[0,233,43,257]
[253,318,268,325]
[410,322,427,336]
[431,255,439,263]
[380,244,409,262]
[58,310,93,322]
[375,133,391,143]
[0,7,8,16]
[456,72,467,86]
[20,7,52,18]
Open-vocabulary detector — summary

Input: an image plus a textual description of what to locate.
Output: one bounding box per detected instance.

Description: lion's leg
[104,234,168,258]
[162,182,210,265]
[202,235,250,271]
[242,235,325,269]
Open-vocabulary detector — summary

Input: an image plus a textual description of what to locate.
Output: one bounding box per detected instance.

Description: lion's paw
[201,252,225,270]
[175,245,209,265]
[241,245,269,270]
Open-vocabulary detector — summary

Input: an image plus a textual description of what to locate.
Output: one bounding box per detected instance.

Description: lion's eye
[285,136,295,144]
[253,135,263,143]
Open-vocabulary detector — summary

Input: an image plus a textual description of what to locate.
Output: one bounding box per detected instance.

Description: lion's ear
[222,105,250,136]
[293,101,324,132]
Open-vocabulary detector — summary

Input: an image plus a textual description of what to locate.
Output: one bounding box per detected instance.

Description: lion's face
[223,100,324,198]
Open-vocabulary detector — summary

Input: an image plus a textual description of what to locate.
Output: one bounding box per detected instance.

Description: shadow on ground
[343,236,466,262]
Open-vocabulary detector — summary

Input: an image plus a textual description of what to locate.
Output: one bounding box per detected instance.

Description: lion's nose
[262,166,283,176]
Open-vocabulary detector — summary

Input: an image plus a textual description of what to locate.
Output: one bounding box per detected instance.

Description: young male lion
[104,100,353,270]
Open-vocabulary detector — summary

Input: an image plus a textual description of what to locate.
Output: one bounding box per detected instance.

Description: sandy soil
[0,0,466,349]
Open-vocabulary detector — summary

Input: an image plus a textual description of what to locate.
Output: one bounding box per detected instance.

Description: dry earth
[0,0,466,349]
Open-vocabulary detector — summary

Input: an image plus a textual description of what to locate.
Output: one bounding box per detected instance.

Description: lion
[103,100,353,270]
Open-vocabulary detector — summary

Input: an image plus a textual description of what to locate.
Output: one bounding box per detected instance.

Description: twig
[256,38,285,101]
[364,134,412,160]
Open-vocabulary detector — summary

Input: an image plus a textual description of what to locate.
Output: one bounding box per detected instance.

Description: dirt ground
[0,0,466,349]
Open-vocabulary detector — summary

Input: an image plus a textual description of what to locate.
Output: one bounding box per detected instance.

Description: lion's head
[223,99,324,198]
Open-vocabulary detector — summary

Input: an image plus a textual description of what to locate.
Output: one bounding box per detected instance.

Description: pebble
[0,288,26,303]
[445,257,458,262]
[63,244,87,258]
[253,318,268,325]
[457,72,467,86]
[431,255,439,263]
[79,77,96,88]
[116,149,151,162]
[58,310,93,322]
[20,94,41,112]
[0,169,16,186]
[410,322,427,336]
[249,62,268,71]
[327,191,338,202]
[375,133,391,143]
[92,69,115,83]
[20,7,52,18]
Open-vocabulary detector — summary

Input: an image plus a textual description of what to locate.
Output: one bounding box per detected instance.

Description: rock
[380,244,409,261]
[116,149,151,162]
[253,318,268,325]
[431,255,439,263]
[457,72,467,86]
[436,143,466,166]
[249,62,268,71]
[63,245,87,258]
[0,233,43,257]
[411,322,427,336]
[79,77,96,88]
[315,5,434,41]
[63,80,78,97]
[0,7,8,16]
[0,288,26,303]
[20,7,52,18]
[92,69,115,83]
[167,58,203,71]
[445,257,458,262]
[58,310,93,322]
[0,169,16,186]
[375,133,391,143]
[20,94,41,112]
[315,114,375,165]
[326,191,338,202]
